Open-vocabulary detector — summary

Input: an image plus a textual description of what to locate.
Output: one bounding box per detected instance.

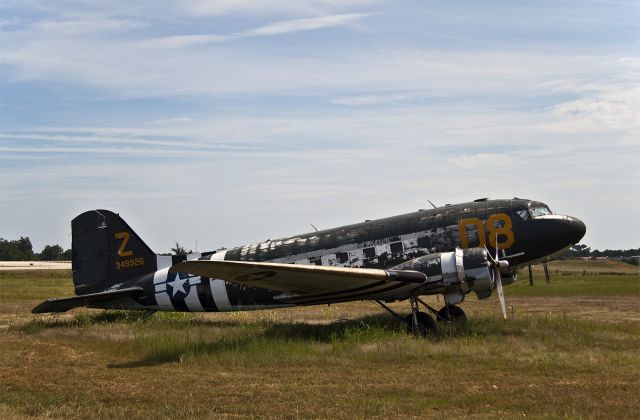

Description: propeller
[486,234,509,319]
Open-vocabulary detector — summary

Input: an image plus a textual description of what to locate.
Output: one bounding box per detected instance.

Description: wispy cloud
[147,116,195,125]
[0,132,262,151]
[30,18,148,33]
[549,85,640,132]
[1,0,638,251]
[138,13,372,48]
[179,0,379,17]
[241,13,372,36]
[137,34,232,49]
[331,91,449,106]
[331,94,410,106]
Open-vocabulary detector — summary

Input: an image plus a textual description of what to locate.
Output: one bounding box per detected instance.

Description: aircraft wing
[170,260,426,296]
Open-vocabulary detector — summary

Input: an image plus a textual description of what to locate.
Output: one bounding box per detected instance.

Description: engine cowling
[390,247,501,303]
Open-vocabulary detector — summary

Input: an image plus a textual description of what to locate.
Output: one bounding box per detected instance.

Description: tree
[171,242,187,255]
[0,237,35,260]
[40,244,64,261]
[572,244,590,255]
[61,249,72,260]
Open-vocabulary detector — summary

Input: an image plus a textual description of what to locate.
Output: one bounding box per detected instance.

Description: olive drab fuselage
[89,198,584,313]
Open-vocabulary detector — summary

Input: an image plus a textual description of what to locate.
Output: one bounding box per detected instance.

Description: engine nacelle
[391,247,499,303]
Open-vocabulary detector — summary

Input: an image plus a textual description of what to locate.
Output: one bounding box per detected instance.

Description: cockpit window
[529,206,552,218]
[516,209,530,221]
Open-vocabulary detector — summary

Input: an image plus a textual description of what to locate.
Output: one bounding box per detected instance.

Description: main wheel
[405,312,437,336]
[436,305,467,323]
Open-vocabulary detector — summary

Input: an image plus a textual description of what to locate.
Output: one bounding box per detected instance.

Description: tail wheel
[405,312,437,336]
[437,305,467,323]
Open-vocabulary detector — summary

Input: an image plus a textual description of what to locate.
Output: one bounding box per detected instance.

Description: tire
[436,305,467,323]
[405,312,437,336]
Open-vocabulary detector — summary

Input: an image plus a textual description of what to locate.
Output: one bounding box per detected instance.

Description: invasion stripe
[196,277,218,311]
[184,282,204,311]
[211,279,232,311]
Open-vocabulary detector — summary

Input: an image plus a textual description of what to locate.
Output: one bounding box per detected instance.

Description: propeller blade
[495,269,507,319]
[485,246,495,264]
[485,243,508,319]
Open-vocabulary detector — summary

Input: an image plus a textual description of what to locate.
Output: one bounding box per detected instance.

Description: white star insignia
[167,276,188,296]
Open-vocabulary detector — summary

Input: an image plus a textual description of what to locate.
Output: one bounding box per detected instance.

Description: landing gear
[436,305,467,323]
[405,312,436,335]
[373,297,466,336]
[406,297,437,335]
[373,298,437,336]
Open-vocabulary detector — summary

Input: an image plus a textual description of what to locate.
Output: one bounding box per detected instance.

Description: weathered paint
[34,198,586,314]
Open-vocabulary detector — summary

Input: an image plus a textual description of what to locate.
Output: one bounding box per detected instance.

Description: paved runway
[0,261,71,271]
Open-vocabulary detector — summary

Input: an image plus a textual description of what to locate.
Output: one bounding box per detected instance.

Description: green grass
[508,274,639,297]
[543,258,638,275]
[0,264,639,418]
[3,308,638,418]
[0,270,73,302]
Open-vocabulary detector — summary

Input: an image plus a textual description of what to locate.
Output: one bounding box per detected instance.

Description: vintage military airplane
[33,198,585,334]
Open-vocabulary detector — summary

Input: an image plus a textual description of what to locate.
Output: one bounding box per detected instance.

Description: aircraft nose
[529,214,587,258]
[565,216,586,244]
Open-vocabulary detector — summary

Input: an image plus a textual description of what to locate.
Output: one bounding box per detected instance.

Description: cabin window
[308,256,322,266]
[390,242,403,255]
[417,236,431,248]
[363,247,376,259]
[336,252,349,264]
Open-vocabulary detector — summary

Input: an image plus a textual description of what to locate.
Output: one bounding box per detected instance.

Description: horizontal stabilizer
[31,287,144,314]
[170,260,426,295]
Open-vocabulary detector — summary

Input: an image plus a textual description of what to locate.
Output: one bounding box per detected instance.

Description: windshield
[529,206,552,218]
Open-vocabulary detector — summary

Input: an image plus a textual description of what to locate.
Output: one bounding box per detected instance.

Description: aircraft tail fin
[72,210,158,295]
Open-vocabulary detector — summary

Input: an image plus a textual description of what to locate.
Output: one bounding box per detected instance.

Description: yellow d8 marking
[458,217,486,248]
[114,231,133,257]
[487,213,515,249]
[458,213,515,250]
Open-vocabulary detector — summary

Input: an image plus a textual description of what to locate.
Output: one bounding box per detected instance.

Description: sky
[0,0,638,253]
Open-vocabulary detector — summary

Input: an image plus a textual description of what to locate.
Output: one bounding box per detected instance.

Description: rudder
[72,210,157,295]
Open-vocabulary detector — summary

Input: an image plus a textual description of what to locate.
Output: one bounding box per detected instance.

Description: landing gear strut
[373,297,466,336]
[373,298,436,336]
[436,305,467,323]
[406,297,437,335]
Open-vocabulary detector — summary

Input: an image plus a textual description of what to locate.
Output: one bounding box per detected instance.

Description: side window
[417,236,432,248]
[363,247,376,259]
[308,256,322,266]
[390,242,403,255]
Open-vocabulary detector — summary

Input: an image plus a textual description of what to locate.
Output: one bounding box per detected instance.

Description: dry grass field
[0,259,638,419]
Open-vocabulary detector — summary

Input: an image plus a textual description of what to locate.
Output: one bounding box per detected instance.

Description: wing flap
[170,260,426,295]
[32,287,144,314]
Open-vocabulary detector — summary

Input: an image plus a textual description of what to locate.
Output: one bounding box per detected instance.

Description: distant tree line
[554,244,640,265]
[556,244,639,258]
[2,237,193,260]
[0,237,71,261]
